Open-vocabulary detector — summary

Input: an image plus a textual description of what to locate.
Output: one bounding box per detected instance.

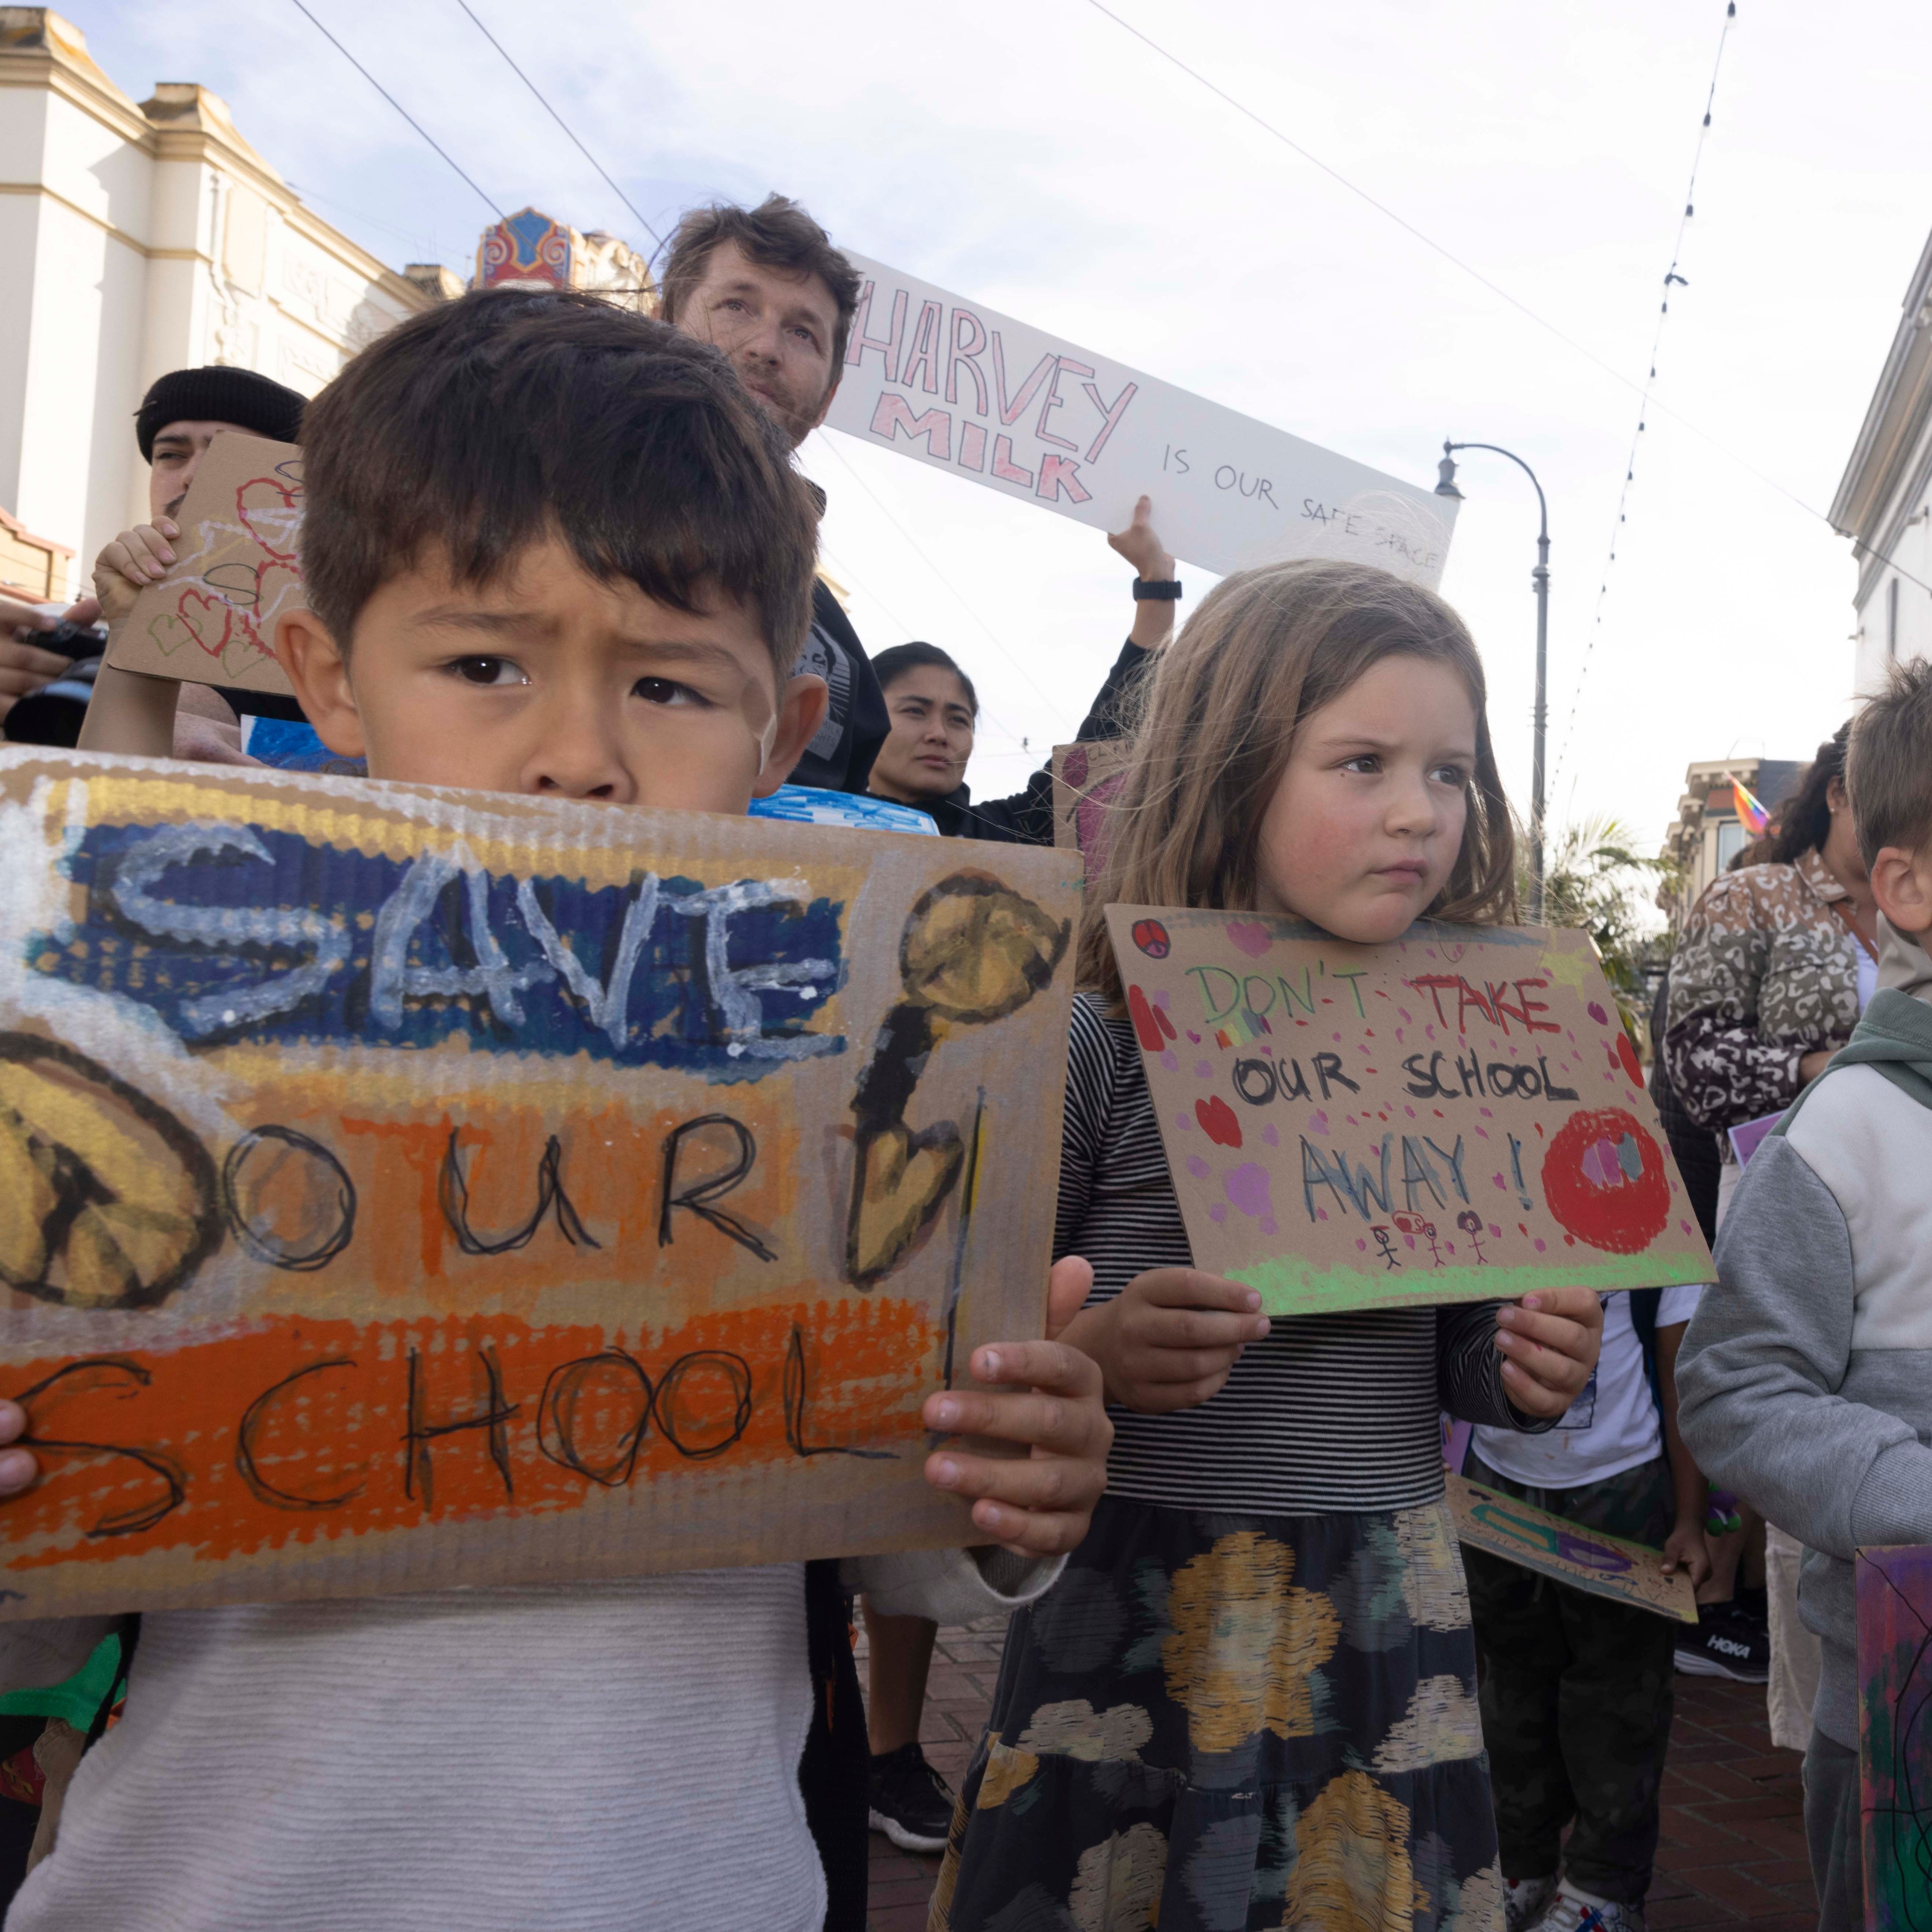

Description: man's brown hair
[300,287,819,683]
[1848,655,1932,868]
[1074,558,1516,1004]
[657,195,862,374]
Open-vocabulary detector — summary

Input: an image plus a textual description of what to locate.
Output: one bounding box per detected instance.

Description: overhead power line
[450,0,666,249]
[287,0,503,219]
[1551,3,1738,796]
[809,430,1076,734]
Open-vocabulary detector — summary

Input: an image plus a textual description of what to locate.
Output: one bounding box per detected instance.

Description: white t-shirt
[1472,1283,1703,1489]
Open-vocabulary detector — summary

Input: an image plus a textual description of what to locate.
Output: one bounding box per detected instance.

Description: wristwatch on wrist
[1132,578,1182,601]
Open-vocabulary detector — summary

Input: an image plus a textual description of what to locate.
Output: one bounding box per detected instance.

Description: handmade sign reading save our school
[103,433,304,699]
[825,254,1457,587]
[1103,907,1713,1316]
[0,749,1077,1618]
[1449,1476,1696,1623]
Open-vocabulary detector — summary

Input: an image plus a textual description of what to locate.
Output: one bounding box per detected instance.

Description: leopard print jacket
[1663,848,1861,1144]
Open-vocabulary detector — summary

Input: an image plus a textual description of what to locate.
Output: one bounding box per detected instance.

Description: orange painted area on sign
[0,750,1079,1613]
[1,1297,930,1574]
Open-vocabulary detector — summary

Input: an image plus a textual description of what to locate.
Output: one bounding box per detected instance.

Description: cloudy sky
[78,0,1932,861]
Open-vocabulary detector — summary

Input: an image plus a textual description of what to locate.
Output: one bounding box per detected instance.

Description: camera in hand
[35,619,109,661]
[6,620,107,747]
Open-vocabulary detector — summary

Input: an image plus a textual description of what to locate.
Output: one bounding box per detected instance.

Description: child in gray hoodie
[1677,654,1932,1932]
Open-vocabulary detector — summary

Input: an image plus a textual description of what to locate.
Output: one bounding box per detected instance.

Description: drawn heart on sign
[1226,920,1273,959]
[235,476,303,564]
[847,1120,965,1285]
[1195,1095,1244,1148]
[172,590,234,660]
[234,561,303,663]
[1614,1031,1643,1087]
[143,611,195,659]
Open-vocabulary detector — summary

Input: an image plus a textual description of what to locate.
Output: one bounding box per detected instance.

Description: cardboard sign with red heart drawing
[1104,905,1714,1317]
[104,431,302,695]
[1049,740,1131,873]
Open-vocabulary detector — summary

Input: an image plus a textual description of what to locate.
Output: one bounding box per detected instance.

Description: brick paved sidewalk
[861,1626,1814,1931]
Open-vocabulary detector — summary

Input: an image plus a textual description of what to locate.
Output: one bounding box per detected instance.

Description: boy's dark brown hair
[657,195,862,374]
[1848,655,1932,868]
[299,288,819,683]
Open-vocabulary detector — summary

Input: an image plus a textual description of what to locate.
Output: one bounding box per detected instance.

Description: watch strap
[1131,579,1182,602]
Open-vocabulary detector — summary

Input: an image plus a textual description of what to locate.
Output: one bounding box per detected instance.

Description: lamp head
[1435,444,1463,499]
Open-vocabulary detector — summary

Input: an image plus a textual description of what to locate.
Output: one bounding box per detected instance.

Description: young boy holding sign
[0,291,1111,1931]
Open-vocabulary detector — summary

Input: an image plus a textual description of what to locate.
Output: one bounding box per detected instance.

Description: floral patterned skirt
[931,1493,1502,1932]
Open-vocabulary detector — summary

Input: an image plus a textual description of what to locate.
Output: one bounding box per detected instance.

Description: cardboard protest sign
[1049,739,1132,870]
[825,253,1457,586]
[1856,1544,1932,1928]
[1103,908,1712,1316]
[0,749,1077,1618]
[1449,1475,1696,1624]
[104,432,301,697]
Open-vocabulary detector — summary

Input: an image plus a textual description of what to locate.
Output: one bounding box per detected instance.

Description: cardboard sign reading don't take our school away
[0,749,1077,1618]
[103,432,303,699]
[1104,907,1713,1317]
[825,254,1457,587]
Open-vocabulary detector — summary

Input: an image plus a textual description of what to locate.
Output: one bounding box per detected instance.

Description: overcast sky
[77,0,1932,860]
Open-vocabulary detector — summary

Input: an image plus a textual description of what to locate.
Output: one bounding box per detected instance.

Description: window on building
[1716,820,1747,871]
[1889,575,1901,660]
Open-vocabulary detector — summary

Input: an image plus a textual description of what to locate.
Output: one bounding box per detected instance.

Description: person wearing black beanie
[3,365,312,742]
[90,364,313,741]
[133,365,306,468]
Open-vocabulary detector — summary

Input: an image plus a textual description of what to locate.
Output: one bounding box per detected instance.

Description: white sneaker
[1504,1873,1557,1932]
[1539,1889,1647,1932]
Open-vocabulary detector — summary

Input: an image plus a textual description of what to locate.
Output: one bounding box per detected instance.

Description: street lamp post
[1435,441,1551,924]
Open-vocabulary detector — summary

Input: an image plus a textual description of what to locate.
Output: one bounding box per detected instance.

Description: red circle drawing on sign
[1132,919,1170,958]
[1541,1107,1670,1255]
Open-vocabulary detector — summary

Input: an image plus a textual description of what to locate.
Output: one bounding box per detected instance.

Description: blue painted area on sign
[33,821,845,1078]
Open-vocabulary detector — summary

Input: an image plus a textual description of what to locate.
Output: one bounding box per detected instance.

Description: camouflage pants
[1461,1452,1676,1908]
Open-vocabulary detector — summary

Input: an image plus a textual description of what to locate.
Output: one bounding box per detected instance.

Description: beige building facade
[1832,225,1932,691]
[0,9,447,596]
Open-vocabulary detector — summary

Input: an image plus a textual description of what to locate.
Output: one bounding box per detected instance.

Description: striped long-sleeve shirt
[1057,992,1547,1515]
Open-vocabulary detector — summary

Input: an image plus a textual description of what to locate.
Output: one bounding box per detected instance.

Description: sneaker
[868,1742,956,1853]
[1675,1598,1769,1681]
[1505,1873,1557,1931]
[1540,1889,1647,1932]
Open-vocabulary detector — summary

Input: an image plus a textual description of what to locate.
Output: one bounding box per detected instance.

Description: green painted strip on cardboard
[1229,1252,1711,1318]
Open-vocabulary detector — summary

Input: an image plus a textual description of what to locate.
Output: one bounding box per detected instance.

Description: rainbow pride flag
[1731,777,1769,835]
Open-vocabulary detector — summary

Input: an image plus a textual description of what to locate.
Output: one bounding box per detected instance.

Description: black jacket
[903,637,1153,844]
[789,580,890,795]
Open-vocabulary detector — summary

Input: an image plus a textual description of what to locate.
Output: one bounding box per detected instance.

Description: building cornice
[0,15,158,152]
[1831,226,1932,546]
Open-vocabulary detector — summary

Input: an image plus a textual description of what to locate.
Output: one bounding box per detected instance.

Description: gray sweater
[1677,930,1932,1750]
[0,1548,1055,1930]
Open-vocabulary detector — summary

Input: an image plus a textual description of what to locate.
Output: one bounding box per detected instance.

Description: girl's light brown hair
[1076,558,1517,1002]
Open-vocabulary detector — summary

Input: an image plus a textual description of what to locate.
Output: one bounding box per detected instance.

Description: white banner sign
[824,253,1456,586]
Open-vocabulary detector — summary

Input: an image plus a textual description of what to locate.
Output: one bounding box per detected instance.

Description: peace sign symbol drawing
[0,1035,221,1309]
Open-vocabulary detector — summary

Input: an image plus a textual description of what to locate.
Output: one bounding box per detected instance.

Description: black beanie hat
[135,366,308,462]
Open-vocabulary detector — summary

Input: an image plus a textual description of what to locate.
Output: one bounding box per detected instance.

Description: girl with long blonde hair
[934,560,1603,1931]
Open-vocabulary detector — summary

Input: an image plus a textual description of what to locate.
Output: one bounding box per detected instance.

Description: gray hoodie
[1677,919,1932,1749]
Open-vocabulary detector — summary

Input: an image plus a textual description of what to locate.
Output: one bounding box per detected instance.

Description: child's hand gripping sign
[0,749,1083,1616]
[1103,907,1713,1317]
